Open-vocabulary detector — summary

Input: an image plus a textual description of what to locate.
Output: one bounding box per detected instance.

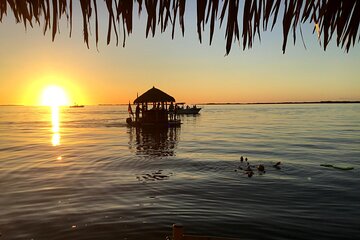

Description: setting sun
[41,86,70,106]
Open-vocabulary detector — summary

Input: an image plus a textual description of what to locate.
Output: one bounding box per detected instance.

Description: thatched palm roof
[134,87,175,103]
[0,1,359,54]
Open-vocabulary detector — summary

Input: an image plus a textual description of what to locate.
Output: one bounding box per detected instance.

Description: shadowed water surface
[0,104,359,240]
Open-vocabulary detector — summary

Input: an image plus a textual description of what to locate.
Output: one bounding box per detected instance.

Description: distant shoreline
[98,104,127,106]
[97,101,360,106]
[198,101,360,105]
[1,101,359,107]
[0,104,24,106]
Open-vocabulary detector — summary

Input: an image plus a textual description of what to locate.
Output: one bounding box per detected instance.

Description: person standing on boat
[135,104,141,122]
[174,104,178,119]
[169,102,174,120]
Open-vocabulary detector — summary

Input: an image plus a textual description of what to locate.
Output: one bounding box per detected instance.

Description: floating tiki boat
[126,87,181,128]
[176,103,201,114]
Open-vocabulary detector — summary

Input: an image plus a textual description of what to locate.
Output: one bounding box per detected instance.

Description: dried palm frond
[0,0,359,54]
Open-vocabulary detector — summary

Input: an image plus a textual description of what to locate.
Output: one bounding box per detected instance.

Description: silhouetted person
[135,104,140,122]
[174,105,177,119]
[169,102,174,120]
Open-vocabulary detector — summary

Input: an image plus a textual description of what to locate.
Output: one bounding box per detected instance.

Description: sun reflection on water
[51,106,61,146]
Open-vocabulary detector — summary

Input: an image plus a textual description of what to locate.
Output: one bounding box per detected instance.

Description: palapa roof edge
[0,0,359,54]
[134,87,175,104]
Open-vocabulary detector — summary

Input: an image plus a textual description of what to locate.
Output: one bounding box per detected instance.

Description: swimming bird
[247,171,254,178]
[257,164,265,172]
[273,161,281,169]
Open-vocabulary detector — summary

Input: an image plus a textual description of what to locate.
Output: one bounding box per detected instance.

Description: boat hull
[177,108,201,114]
[126,117,181,128]
[70,105,84,108]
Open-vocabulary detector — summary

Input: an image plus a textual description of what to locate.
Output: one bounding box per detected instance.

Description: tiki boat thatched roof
[134,87,175,104]
[0,0,359,54]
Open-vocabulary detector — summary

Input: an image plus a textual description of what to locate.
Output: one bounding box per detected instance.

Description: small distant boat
[176,103,201,114]
[70,103,84,108]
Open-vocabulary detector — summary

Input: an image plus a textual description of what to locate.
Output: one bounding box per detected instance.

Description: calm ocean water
[0,104,359,240]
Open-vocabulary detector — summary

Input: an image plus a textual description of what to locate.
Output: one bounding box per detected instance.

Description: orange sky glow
[0,3,359,106]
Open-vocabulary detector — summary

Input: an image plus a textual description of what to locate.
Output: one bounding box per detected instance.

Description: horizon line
[2,100,360,107]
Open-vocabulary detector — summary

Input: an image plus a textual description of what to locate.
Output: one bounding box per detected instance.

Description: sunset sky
[0,3,359,106]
